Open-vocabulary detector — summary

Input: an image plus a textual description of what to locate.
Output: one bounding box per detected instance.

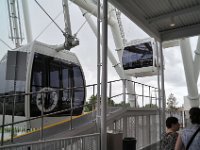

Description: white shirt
[180,124,200,150]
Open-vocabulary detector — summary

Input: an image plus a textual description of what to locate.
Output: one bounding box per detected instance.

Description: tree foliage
[144,103,158,108]
[84,95,115,112]
[166,93,178,111]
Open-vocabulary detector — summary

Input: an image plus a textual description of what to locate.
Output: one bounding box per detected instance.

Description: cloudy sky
[0,0,199,106]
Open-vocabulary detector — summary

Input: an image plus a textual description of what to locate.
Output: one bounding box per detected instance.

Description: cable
[74,20,87,36]
[74,1,103,36]
[0,38,13,49]
[34,0,100,42]
[34,0,65,35]
[35,11,63,40]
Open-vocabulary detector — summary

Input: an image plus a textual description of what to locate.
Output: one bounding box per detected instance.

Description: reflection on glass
[73,66,85,114]
[50,64,59,88]
[122,42,153,70]
[62,67,70,105]
[30,53,85,117]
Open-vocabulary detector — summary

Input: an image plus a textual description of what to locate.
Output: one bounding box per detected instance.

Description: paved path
[140,142,160,150]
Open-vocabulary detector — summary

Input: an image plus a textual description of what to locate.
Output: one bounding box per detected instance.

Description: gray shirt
[180,124,200,150]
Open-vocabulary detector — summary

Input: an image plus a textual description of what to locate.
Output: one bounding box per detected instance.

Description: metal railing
[0,133,100,150]
[106,108,160,149]
[0,79,159,147]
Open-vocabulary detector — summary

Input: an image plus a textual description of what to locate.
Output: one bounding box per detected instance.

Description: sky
[0,0,199,106]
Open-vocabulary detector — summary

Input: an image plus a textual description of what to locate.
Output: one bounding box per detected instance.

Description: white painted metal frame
[180,37,200,109]
[72,0,137,107]
[21,0,33,43]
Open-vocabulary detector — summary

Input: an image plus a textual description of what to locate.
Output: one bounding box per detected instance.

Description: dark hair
[189,107,200,124]
[166,117,178,128]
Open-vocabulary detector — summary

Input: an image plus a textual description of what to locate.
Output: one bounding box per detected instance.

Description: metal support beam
[1,98,6,146]
[22,0,33,43]
[159,42,166,133]
[180,38,199,108]
[96,0,101,133]
[194,36,200,82]
[123,116,127,137]
[156,42,162,139]
[62,0,72,35]
[101,0,108,150]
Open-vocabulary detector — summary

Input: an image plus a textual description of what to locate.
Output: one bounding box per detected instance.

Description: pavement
[140,142,161,150]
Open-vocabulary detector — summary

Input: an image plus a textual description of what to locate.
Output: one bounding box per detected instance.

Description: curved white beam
[180,38,199,107]
[22,0,33,43]
[194,36,200,82]
[80,8,137,107]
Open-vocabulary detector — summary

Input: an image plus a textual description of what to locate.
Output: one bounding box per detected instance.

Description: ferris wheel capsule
[122,38,159,77]
[0,41,86,118]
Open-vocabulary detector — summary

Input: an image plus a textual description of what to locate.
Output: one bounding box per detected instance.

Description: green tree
[84,95,115,112]
[84,95,97,112]
[114,101,130,107]
[144,103,158,108]
[166,93,178,111]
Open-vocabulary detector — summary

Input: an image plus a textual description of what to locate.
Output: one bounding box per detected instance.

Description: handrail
[0,133,100,148]
[0,78,158,145]
[0,102,96,129]
[0,79,157,99]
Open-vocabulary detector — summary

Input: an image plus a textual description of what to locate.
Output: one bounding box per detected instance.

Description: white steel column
[101,0,108,149]
[194,36,200,82]
[96,0,101,133]
[72,0,136,107]
[62,0,72,35]
[159,42,166,133]
[9,0,20,47]
[108,5,123,62]
[81,8,137,107]
[180,38,199,108]
[80,9,123,77]
[108,5,137,107]
[156,42,162,138]
[21,0,33,43]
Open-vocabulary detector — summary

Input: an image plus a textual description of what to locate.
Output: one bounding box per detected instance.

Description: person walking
[175,107,200,150]
[161,116,180,150]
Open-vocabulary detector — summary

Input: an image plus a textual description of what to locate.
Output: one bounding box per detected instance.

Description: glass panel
[73,66,84,87]
[31,53,47,117]
[122,42,153,70]
[30,86,42,117]
[62,67,70,104]
[31,56,45,87]
[73,66,85,109]
[32,70,42,86]
[30,53,85,116]
[74,90,84,106]
[62,68,69,88]
[50,64,59,88]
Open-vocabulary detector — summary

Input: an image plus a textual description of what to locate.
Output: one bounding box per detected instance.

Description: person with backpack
[175,107,200,150]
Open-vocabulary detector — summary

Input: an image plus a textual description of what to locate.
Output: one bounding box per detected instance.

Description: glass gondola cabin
[122,38,158,77]
[0,41,86,119]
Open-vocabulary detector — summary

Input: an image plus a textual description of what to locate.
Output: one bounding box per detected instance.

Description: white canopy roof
[109,0,200,41]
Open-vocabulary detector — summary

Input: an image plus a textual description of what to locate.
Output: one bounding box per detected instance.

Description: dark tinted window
[50,64,59,88]
[62,67,70,104]
[122,42,153,70]
[62,67,70,89]
[73,66,85,107]
[31,54,46,86]
[73,66,84,87]
[31,53,85,116]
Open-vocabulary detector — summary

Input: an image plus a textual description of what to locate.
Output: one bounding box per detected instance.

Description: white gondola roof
[0,41,81,65]
[109,0,200,41]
